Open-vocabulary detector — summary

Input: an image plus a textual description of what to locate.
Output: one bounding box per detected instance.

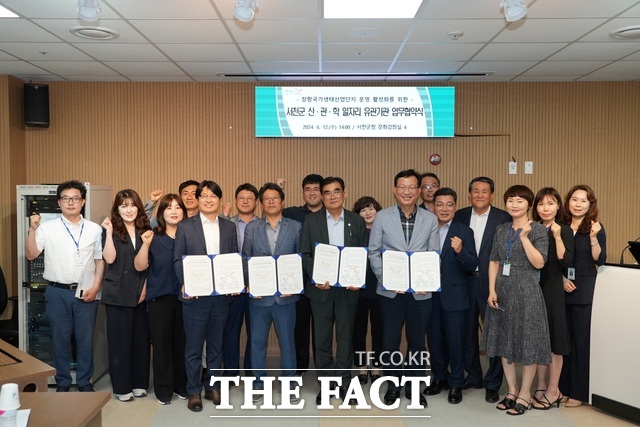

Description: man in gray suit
[368,169,439,407]
[242,183,301,404]
[301,177,368,404]
[173,180,238,412]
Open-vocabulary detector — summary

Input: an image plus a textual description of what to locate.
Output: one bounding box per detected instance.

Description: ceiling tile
[129,19,232,43]
[409,19,505,43]
[473,43,568,61]
[0,60,50,74]
[494,19,608,42]
[322,19,413,43]
[399,43,485,61]
[177,61,252,75]
[322,62,392,73]
[28,60,120,76]
[74,43,167,61]
[0,42,93,61]
[212,0,318,20]
[578,18,640,41]
[548,42,640,61]
[0,19,61,42]
[591,60,640,75]
[528,0,639,18]
[238,44,317,62]
[248,62,320,73]
[523,61,612,75]
[33,19,147,43]
[228,20,317,43]
[391,61,466,73]
[460,61,539,75]
[322,43,401,61]
[159,44,244,62]
[107,0,219,19]
[104,61,185,76]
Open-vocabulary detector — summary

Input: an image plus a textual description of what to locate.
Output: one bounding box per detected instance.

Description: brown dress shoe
[187,394,202,412]
[204,389,221,405]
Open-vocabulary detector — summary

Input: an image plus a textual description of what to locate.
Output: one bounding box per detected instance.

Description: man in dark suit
[368,169,439,407]
[242,183,302,404]
[453,176,511,403]
[425,188,477,404]
[173,180,238,412]
[300,177,367,404]
[283,173,323,376]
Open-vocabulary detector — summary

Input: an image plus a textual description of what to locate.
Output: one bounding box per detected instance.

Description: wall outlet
[508,161,517,175]
[525,161,533,174]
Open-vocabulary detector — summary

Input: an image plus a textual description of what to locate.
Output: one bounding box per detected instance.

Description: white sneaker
[116,392,134,402]
[157,398,172,405]
[173,392,187,400]
[133,389,147,398]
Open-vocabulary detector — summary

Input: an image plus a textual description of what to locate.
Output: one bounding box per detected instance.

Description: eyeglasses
[60,196,82,203]
[236,197,255,202]
[435,202,455,208]
[199,194,218,200]
[322,189,343,197]
[421,184,440,190]
[263,196,281,203]
[395,186,419,192]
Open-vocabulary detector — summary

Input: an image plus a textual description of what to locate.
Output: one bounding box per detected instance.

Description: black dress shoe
[383,389,400,405]
[357,373,368,385]
[461,382,483,390]
[424,380,449,395]
[405,389,428,407]
[316,391,323,405]
[448,388,463,404]
[340,387,357,405]
[187,394,203,412]
[485,388,500,403]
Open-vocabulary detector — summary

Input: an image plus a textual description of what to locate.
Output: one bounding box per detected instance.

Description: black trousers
[560,303,592,402]
[294,296,316,371]
[105,303,150,395]
[353,296,383,367]
[147,295,187,400]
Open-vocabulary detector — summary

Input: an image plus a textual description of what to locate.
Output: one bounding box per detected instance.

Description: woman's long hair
[563,184,598,234]
[110,189,150,242]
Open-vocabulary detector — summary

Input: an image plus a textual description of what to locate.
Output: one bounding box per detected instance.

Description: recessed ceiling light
[69,26,120,40]
[324,0,422,19]
[609,25,640,40]
[0,4,19,18]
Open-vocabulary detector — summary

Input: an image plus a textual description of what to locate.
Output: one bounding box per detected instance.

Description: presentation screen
[255,86,455,138]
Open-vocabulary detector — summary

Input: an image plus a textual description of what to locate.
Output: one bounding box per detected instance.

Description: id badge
[567,267,575,280]
[502,262,511,276]
[75,251,83,266]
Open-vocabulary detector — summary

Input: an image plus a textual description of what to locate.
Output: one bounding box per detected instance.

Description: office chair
[0,266,19,347]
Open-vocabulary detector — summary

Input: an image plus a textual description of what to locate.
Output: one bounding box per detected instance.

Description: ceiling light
[78,0,101,22]
[324,0,422,19]
[0,4,18,18]
[233,0,257,22]
[500,0,528,22]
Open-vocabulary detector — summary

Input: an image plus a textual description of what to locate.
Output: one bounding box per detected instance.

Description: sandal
[507,397,532,416]
[532,389,546,404]
[532,394,552,410]
[496,393,517,411]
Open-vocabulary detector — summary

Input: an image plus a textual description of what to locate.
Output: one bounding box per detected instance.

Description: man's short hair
[394,169,422,187]
[421,172,440,185]
[259,183,285,202]
[57,180,86,199]
[301,174,323,189]
[468,176,495,193]
[179,180,200,194]
[321,176,345,192]
[434,187,457,203]
[197,180,222,199]
[235,183,259,199]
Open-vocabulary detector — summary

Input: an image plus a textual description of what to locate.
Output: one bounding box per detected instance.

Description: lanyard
[61,218,84,253]
[505,226,521,262]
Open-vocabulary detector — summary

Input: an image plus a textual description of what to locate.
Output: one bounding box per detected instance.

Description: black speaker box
[24,84,50,128]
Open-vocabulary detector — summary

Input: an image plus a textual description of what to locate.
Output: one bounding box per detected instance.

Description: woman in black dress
[531,188,573,409]
[560,185,606,408]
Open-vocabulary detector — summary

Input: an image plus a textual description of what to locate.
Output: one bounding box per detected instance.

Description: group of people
[24,172,605,415]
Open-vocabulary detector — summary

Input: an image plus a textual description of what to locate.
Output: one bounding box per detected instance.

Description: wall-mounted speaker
[24,83,50,128]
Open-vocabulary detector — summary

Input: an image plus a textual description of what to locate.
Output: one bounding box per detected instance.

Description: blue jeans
[45,285,99,388]
[250,301,296,389]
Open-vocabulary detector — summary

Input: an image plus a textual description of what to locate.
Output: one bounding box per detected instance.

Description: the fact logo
[212,375,430,410]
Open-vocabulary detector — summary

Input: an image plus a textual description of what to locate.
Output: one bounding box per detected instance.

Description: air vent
[69,26,120,40]
[609,25,640,40]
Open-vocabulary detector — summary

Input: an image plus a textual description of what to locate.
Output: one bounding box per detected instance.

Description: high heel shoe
[532,393,562,410]
[531,389,546,405]
[496,393,517,411]
[507,397,532,416]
